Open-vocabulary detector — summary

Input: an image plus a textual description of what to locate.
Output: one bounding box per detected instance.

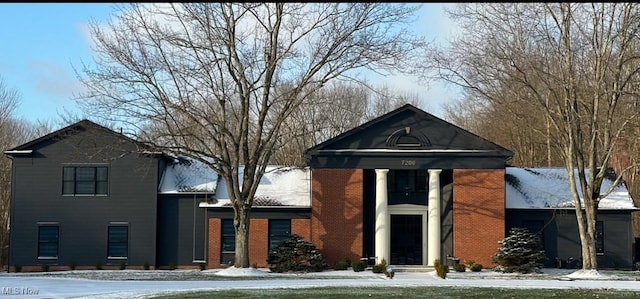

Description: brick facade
[311,169,364,266]
[207,218,221,268]
[207,218,312,269]
[452,169,505,267]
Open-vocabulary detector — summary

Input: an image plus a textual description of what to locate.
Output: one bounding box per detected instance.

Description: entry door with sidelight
[390,214,423,265]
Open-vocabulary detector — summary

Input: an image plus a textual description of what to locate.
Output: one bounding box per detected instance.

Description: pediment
[306,104,512,155]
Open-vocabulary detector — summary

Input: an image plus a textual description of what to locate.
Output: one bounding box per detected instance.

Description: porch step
[388,265,434,272]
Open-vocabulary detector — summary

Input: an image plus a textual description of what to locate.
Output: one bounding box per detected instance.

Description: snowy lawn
[1,267,640,299]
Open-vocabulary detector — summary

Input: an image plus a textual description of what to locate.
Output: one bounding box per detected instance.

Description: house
[4,104,637,271]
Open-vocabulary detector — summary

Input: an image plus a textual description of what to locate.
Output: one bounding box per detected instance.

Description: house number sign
[401,159,416,166]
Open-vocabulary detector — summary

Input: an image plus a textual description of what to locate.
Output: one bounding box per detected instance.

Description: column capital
[428,169,442,175]
[375,168,389,175]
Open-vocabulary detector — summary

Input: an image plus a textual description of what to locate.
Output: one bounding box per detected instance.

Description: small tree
[493,227,546,273]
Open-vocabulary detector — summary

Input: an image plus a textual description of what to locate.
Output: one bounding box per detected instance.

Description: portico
[305,104,512,267]
[374,168,442,266]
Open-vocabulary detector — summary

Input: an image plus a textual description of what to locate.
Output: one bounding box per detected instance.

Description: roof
[306,104,513,157]
[158,157,218,194]
[506,167,637,210]
[159,156,311,207]
[161,157,635,210]
[208,166,311,207]
[4,119,150,155]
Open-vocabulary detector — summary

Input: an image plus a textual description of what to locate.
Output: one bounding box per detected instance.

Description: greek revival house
[5,104,637,271]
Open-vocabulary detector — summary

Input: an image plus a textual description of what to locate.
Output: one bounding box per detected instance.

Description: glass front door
[390,214,423,265]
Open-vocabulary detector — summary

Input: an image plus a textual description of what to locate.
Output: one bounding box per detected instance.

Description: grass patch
[151,286,640,299]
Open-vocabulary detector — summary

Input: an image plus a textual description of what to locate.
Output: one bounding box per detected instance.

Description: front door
[390,214,423,265]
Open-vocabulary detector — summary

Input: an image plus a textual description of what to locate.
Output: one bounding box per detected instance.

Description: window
[108,225,128,258]
[221,219,235,264]
[269,219,291,254]
[388,170,427,193]
[63,166,108,195]
[38,225,59,259]
[596,221,604,255]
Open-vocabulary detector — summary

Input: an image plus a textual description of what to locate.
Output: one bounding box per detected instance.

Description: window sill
[107,256,128,260]
[62,194,109,197]
[38,256,58,260]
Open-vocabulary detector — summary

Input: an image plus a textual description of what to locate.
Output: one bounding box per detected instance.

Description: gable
[305,104,513,169]
[4,119,154,158]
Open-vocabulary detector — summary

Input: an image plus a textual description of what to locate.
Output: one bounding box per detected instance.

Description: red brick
[249,219,269,268]
[311,169,363,266]
[207,218,221,268]
[453,169,505,267]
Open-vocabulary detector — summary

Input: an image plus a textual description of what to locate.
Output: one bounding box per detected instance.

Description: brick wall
[207,218,313,269]
[292,219,311,241]
[207,218,221,268]
[453,169,505,267]
[311,169,363,266]
[250,219,269,268]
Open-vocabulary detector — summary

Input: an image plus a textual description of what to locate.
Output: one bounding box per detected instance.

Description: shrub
[41,264,49,272]
[434,259,448,279]
[268,234,328,273]
[14,265,22,273]
[95,261,103,270]
[168,263,176,271]
[143,260,150,270]
[372,259,387,274]
[469,262,483,272]
[119,260,126,270]
[351,260,367,272]
[492,227,546,273]
[453,263,466,272]
[333,260,350,271]
[199,263,206,271]
[69,260,77,270]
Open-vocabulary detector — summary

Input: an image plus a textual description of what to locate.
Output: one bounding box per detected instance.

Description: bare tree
[272,81,425,166]
[75,3,427,268]
[0,76,27,269]
[431,3,640,270]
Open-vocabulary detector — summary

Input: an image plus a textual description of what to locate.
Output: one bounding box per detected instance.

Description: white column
[427,169,442,266]
[374,169,389,264]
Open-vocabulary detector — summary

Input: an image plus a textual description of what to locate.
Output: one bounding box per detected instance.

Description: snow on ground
[0,267,639,299]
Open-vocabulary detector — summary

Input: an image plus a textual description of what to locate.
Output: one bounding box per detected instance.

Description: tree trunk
[576,202,598,269]
[234,207,251,268]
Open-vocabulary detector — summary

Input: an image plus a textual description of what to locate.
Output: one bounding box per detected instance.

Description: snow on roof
[208,166,311,207]
[506,167,637,210]
[158,157,218,194]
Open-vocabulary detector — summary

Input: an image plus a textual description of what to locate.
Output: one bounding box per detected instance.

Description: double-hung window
[108,225,128,259]
[268,219,291,254]
[38,225,59,259]
[221,219,235,264]
[63,166,108,195]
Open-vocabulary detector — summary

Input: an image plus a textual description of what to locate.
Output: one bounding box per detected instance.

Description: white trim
[4,150,33,154]
[198,202,310,208]
[388,204,428,266]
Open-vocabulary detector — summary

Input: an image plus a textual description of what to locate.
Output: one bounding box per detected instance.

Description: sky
[0,3,461,126]
[0,267,638,299]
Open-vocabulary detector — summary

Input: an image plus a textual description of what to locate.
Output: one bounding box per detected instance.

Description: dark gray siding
[506,209,634,269]
[9,128,159,268]
[157,195,207,267]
